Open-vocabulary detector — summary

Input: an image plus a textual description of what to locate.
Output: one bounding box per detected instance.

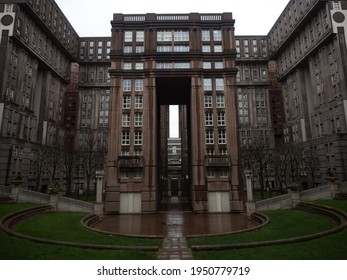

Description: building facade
[268,0,347,185]
[1,0,347,213]
[105,13,243,213]
[0,0,78,191]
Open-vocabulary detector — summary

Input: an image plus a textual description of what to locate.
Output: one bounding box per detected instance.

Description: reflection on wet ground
[94,211,256,237]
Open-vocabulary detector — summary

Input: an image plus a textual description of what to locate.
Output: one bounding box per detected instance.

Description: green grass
[314,199,347,213]
[188,209,334,246]
[0,204,158,260]
[193,229,347,259]
[192,200,347,260]
[15,211,161,247]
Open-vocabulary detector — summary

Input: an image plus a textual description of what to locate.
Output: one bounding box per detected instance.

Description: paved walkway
[94,197,256,260]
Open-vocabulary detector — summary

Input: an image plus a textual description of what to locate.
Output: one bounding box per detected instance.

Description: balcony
[205,155,230,167]
[118,156,144,168]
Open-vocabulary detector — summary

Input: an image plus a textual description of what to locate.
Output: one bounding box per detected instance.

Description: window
[203,62,212,69]
[136,46,144,53]
[123,79,131,92]
[121,149,130,156]
[122,114,130,127]
[157,45,173,52]
[204,95,213,108]
[157,31,172,42]
[204,79,212,91]
[217,112,226,126]
[206,130,214,144]
[124,63,132,70]
[216,95,225,108]
[120,169,129,179]
[215,61,223,69]
[174,62,190,69]
[135,96,143,109]
[135,63,144,70]
[136,31,144,42]
[5,4,13,12]
[214,45,222,52]
[333,1,340,10]
[134,113,142,127]
[124,31,133,42]
[174,31,189,41]
[124,46,132,53]
[206,167,215,178]
[134,149,142,157]
[122,131,130,145]
[218,130,227,144]
[173,45,189,52]
[202,45,211,53]
[213,30,222,41]
[205,112,214,126]
[133,169,143,179]
[202,30,210,41]
[122,96,131,109]
[135,79,143,91]
[134,131,142,145]
[216,78,224,91]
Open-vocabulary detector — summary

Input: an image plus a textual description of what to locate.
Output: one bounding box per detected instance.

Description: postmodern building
[105,13,244,213]
[267,0,347,185]
[1,0,347,213]
[0,0,78,191]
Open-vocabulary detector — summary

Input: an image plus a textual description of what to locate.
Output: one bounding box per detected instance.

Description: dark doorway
[156,77,191,211]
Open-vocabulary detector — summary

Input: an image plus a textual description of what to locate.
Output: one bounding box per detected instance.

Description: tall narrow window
[204,78,212,91]
[134,131,142,145]
[205,112,214,126]
[202,30,210,41]
[123,80,131,92]
[206,130,214,144]
[122,131,130,145]
[136,31,144,42]
[124,31,133,42]
[216,78,224,91]
[213,30,222,41]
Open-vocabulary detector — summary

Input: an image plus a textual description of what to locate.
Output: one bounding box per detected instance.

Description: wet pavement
[94,208,255,238]
[93,197,256,260]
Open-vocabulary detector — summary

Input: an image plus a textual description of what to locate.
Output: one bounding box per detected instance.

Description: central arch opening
[156,77,191,211]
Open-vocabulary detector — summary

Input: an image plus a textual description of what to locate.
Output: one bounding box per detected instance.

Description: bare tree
[80,130,106,201]
[241,138,271,199]
[303,147,320,188]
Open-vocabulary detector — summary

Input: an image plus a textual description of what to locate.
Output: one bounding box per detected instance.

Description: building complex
[0,0,347,213]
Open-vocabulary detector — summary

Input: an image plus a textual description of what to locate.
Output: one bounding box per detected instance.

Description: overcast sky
[55,0,290,37]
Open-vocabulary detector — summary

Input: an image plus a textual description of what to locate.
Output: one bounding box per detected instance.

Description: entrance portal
[156,77,191,211]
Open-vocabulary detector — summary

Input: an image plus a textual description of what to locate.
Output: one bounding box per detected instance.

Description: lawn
[15,212,162,247]
[192,200,347,260]
[0,203,159,260]
[188,209,334,246]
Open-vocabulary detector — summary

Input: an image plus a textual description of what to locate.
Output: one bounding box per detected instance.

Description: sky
[55,0,290,36]
[55,0,290,137]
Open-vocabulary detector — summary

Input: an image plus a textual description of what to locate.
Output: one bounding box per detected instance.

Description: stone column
[244,170,255,215]
[94,170,105,216]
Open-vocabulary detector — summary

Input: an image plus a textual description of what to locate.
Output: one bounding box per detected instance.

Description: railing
[200,15,222,21]
[156,15,189,21]
[205,156,230,166]
[0,186,11,197]
[118,156,144,167]
[58,196,94,213]
[124,15,146,22]
[300,185,332,201]
[18,189,50,204]
[255,193,292,211]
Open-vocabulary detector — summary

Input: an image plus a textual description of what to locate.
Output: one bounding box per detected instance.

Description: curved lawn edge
[0,205,159,252]
[81,214,164,239]
[191,202,347,251]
